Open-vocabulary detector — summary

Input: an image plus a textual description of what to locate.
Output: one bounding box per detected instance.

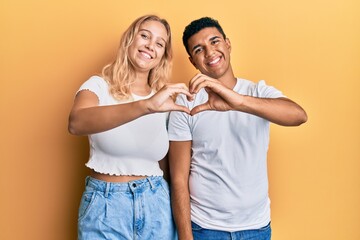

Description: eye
[156,42,164,48]
[211,39,220,45]
[194,47,203,54]
[141,33,149,39]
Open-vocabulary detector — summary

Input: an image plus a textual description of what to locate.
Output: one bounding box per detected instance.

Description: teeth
[141,52,152,59]
[209,57,220,65]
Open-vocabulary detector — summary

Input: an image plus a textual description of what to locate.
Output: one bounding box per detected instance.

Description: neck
[218,65,237,89]
[131,72,152,96]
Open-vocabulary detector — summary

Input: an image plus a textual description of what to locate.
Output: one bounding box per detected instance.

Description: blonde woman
[68,15,190,239]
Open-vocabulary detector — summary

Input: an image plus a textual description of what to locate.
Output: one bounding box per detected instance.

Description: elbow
[68,123,77,135]
[68,121,78,135]
[278,109,308,127]
[68,115,82,135]
[300,111,308,125]
[291,109,308,126]
[297,107,308,125]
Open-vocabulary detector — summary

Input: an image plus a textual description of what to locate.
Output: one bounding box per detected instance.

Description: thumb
[172,105,191,114]
[190,103,211,115]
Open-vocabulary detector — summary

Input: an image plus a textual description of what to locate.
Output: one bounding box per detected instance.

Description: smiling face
[188,27,233,80]
[128,20,168,73]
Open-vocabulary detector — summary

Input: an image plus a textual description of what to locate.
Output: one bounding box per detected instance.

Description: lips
[207,56,221,66]
[139,50,153,59]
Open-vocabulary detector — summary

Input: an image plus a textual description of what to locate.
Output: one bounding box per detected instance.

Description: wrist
[232,93,246,111]
[137,99,152,115]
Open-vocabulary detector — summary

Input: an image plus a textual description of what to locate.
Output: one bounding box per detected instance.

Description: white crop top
[77,76,168,176]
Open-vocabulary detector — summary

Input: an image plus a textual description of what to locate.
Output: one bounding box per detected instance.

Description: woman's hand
[145,83,193,114]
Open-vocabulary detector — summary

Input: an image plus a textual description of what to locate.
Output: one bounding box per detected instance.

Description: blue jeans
[78,176,177,240]
[192,221,271,240]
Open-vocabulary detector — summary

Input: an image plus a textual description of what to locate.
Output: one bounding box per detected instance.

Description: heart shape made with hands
[188,74,238,115]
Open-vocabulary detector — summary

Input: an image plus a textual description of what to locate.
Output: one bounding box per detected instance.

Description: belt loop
[147,177,155,190]
[105,182,110,198]
[85,176,90,186]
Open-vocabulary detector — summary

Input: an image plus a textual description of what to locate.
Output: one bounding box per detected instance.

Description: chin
[207,72,224,79]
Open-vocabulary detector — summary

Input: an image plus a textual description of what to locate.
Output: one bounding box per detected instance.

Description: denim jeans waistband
[85,175,164,196]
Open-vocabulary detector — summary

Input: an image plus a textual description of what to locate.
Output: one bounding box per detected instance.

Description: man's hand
[188,73,307,125]
[188,73,241,115]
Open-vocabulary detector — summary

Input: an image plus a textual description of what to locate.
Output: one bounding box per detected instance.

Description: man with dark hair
[182,17,226,55]
[168,17,307,240]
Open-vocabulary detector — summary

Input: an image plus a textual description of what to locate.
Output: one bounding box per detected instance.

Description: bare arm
[68,83,192,135]
[68,90,150,135]
[189,74,307,126]
[235,96,308,126]
[169,141,193,240]
[159,155,170,183]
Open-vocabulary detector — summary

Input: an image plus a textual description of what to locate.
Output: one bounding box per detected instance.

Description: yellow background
[1,0,359,239]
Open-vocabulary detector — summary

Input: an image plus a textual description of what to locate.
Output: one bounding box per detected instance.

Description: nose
[204,45,215,58]
[145,40,155,51]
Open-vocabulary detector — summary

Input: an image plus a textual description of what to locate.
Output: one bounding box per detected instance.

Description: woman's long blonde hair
[101,15,172,100]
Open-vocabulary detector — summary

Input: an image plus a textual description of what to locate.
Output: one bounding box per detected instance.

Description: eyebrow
[191,36,221,53]
[139,29,167,44]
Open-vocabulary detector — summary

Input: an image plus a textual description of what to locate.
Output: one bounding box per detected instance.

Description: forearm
[68,100,150,135]
[171,183,193,240]
[169,140,193,239]
[235,96,308,126]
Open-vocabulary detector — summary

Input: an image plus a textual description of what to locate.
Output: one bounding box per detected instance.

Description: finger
[170,88,194,100]
[190,103,211,115]
[189,73,206,93]
[172,105,191,114]
[163,84,195,100]
[161,83,190,96]
[191,80,216,95]
[189,73,203,86]
[186,94,194,102]
[189,74,219,94]
[167,82,190,91]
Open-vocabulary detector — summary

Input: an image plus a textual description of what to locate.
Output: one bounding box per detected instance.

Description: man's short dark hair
[182,17,226,56]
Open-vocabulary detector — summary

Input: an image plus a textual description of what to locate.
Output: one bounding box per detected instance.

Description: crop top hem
[85,163,163,177]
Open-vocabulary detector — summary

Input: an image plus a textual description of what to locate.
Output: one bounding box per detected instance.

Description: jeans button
[132,183,137,188]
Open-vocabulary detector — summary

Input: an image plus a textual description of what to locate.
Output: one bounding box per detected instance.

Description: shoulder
[78,76,108,92]
[76,76,110,101]
[235,78,284,98]
[81,76,108,89]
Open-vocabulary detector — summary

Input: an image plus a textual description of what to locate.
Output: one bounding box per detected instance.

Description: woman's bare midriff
[90,170,147,182]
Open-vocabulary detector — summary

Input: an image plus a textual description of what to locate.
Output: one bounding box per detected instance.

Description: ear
[225,38,231,53]
[189,56,198,69]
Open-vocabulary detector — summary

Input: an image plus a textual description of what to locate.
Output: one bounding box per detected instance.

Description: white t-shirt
[77,76,168,176]
[168,78,284,231]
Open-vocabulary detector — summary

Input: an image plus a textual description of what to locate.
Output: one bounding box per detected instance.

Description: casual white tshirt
[77,76,167,176]
[168,78,284,231]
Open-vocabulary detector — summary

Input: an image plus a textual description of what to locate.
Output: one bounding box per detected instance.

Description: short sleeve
[255,80,285,98]
[76,76,109,105]
[168,95,192,141]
